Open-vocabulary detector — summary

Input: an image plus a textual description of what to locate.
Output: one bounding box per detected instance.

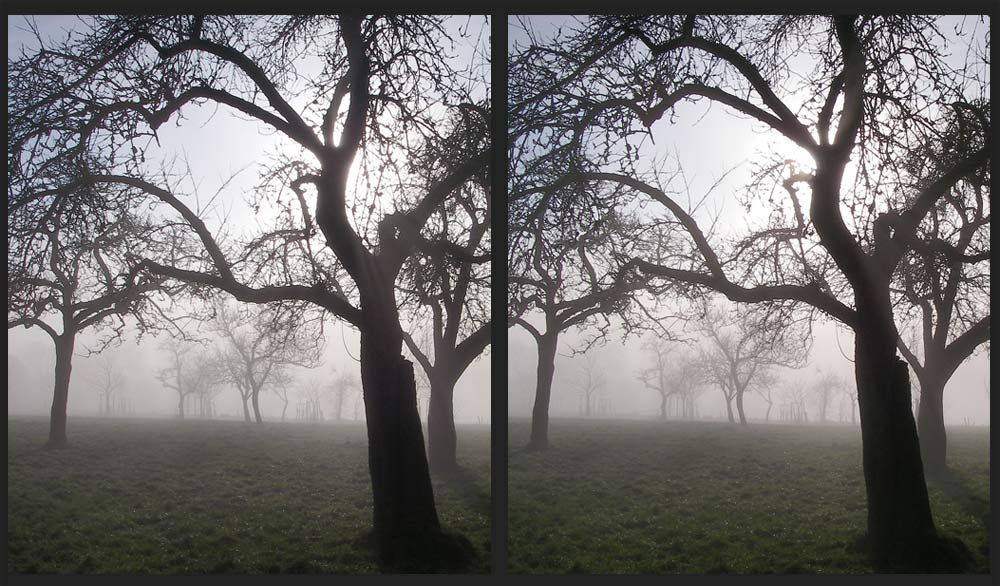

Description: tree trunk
[660,393,667,419]
[360,323,458,569]
[528,332,559,450]
[241,396,252,422]
[46,333,76,448]
[724,396,735,424]
[916,375,947,476]
[177,392,185,419]
[251,387,263,423]
[735,389,748,425]
[855,314,939,569]
[765,402,772,422]
[427,373,459,474]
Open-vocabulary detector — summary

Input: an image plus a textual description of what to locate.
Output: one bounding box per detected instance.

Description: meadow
[508,417,989,574]
[7,416,490,574]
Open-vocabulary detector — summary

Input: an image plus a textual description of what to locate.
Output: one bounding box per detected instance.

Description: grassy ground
[8,416,490,574]
[508,417,989,574]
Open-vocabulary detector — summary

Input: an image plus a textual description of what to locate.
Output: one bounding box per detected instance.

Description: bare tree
[574,354,606,417]
[509,15,988,566]
[697,301,807,425]
[329,369,360,421]
[213,302,319,424]
[7,209,167,447]
[509,199,650,449]
[637,338,674,419]
[893,177,989,472]
[91,354,124,417]
[398,106,491,473]
[157,337,223,419]
[812,370,844,424]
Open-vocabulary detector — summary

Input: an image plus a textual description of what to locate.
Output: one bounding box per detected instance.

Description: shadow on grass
[435,464,490,518]
[930,468,991,530]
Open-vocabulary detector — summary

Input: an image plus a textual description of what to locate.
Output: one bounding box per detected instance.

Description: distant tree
[812,370,845,424]
[575,354,606,417]
[637,338,675,419]
[697,301,807,425]
[157,337,223,419]
[91,354,124,416]
[330,370,360,421]
[299,377,326,422]
[213,301,319,423]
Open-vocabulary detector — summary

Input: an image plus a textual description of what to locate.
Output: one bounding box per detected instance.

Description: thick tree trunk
[46,333,76,449]
[360,323,458,569]
[528,332,559,450]
[916,376,947,476]
[855,315,939,569]
[735,390,748,425]
[427,373,459,474]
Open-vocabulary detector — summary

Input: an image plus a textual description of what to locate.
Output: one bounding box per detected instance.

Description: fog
[509,319,989,426]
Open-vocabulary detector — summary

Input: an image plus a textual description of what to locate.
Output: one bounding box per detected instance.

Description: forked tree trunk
[427,373,459,473]
[47,333,76,448]
[528,332,559,450]
[916,375,947,476]
[854,310,938,569]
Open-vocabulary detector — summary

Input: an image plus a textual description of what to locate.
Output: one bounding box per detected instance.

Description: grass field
[7,416,490,574]
[508,418,989,574]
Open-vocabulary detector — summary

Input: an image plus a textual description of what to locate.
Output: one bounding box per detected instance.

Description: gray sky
[7,15,491,424]
[506,15,990,427]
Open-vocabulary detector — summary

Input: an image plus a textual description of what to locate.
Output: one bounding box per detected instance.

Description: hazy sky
[506,16,990,427]
[7,15,491,424]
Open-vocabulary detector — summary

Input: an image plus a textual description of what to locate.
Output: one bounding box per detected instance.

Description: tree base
[44,438,67,450]
[524,440,548,452]
[852,532,971,573]
[357,528,476,573]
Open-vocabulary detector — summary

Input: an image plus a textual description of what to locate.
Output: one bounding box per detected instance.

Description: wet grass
[508,418,989,574]
[8,416,490,574]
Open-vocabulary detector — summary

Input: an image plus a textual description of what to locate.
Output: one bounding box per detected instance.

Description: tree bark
[528,332,559,450]
[427,373,459,473]
[855,308,938,569]
[724,396,735,424]
[46,333,76,448]
[177,392,185,419]
[916,375,947,476]
[660,394,667,419]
